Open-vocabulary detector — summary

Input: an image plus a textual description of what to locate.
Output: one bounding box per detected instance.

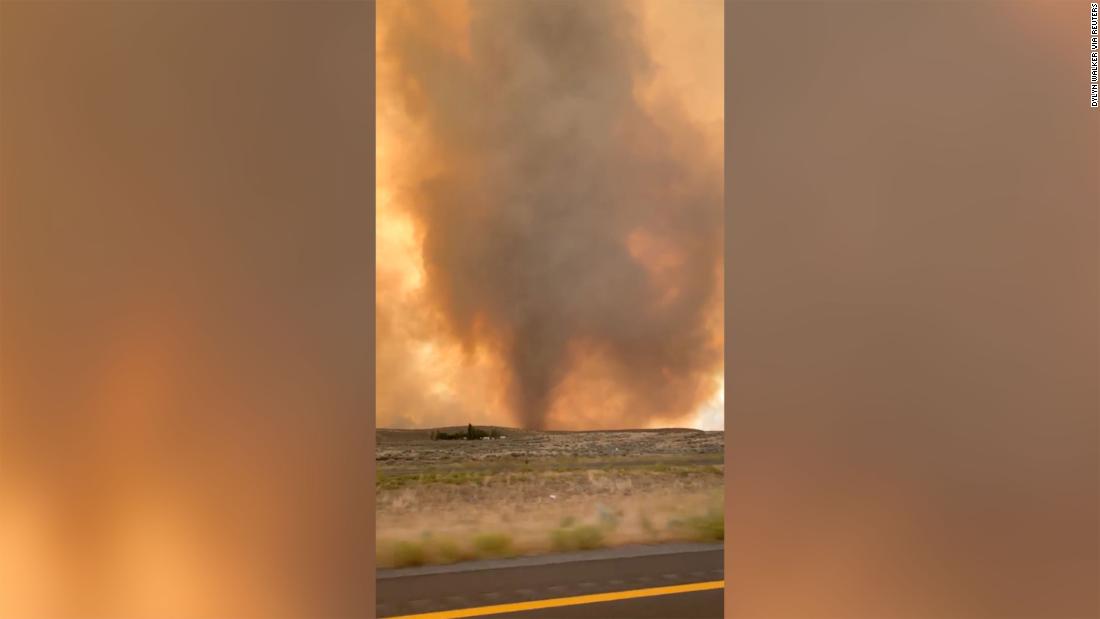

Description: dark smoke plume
[382,0,723,429]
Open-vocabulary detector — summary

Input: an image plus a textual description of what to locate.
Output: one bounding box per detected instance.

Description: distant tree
[467,423,475,441]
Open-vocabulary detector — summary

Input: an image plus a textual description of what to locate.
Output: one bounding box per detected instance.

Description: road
[376,543,724,619]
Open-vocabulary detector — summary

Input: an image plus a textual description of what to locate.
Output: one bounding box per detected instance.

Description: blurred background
[1,3,374,618]
[727,2,1098,617]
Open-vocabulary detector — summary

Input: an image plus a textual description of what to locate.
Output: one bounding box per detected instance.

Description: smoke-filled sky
[377,0,724,431]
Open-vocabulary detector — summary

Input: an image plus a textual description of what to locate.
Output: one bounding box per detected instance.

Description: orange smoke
[376,0,724,430]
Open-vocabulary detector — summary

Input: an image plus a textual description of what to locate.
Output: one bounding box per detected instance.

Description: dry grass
[376,428,724,568]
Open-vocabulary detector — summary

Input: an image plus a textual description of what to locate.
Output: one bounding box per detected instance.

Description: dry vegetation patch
[376,428,724,568]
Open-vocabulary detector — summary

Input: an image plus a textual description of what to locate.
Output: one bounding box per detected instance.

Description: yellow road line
[383,580,725,619]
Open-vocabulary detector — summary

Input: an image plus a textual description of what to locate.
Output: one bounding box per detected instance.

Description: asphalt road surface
[376,543,724,619]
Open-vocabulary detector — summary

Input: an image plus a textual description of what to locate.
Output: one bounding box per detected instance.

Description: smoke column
[378,0,723,430]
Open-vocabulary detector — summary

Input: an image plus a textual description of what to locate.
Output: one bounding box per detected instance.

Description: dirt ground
[375,428,724,568]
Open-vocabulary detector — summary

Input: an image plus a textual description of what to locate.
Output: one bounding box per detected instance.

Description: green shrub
[376,473,408,490]
[392,541,427,567]
[671,509,724,541]
[473,532,514,557]
[551,525,604,551]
